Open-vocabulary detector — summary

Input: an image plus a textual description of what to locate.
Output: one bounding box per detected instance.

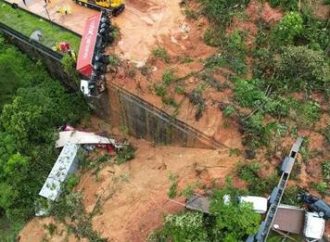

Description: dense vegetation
[200,0,330,153]
[0,36,86,239]
[0,0,80,51]
[150,181,261,242]
[152,0,329,240]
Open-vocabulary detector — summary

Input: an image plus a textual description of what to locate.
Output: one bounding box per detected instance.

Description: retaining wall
[107,84,221,149]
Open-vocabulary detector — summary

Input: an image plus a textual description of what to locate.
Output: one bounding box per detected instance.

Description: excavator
[73,0,125,16]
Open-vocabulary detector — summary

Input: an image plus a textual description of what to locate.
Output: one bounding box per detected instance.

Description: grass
[0,1,80,51]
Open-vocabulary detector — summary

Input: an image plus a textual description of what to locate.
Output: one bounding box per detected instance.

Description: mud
[112,0,185,65]
[19,133,241,242]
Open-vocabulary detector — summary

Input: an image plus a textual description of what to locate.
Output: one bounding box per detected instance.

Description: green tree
[162,212,208,242]
[210,188,261,241]
[276,46,330,92]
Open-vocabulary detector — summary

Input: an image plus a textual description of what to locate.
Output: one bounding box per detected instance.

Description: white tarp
[39,143,80,201]
[56,130,121,149]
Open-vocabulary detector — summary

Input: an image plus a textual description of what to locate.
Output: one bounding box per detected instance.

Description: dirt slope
[19,137,241,242]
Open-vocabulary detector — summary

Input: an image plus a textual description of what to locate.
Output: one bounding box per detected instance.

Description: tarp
[76,13,101,78]
[56,130,121,149]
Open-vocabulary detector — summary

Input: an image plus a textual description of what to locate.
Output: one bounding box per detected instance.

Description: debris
[39,143,83,202]
[30,30,42,42]
[56,130,123,150]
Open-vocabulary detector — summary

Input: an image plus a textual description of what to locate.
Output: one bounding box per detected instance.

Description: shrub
[322,160,330,180]
[154,84,166,97]
[240,113,269,149]
[167,174,178,198]
[269,0,299,11]
[272,12,303,45]
[115,145,135,164]
[237,161,279,195]
[281,186,302,206]
[162,69,176,86]
[61,53,79,84]
[65,174,80,192]
[312,181,328,194]
[237,161,261,183]
[234,79,266,108]
[203,28,224,47]
[162,212,208,241]
[276,46,330,92]
[290,101,321,127]
[223,105,236,118]
[200,0,250,26]
[152,47,170,63]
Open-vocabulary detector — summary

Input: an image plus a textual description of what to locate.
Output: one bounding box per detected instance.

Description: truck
[73,0,125,16]
[76,12,112,96]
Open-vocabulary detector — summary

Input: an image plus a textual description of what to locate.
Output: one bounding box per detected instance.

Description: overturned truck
[76,11,114,97]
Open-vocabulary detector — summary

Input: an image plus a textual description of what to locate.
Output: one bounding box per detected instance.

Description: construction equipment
[73,0,125,16]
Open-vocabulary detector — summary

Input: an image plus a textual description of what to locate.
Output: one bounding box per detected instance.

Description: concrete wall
[106,84,221,149]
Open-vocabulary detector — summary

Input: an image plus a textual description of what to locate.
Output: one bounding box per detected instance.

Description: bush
[167,174,178,198]
[234,79,266,108]
[162,212,208,242]
[312,181,328,194]
[200,0,250,26]
[237,161,279,195]
[272,12,303,45]
[290,100,321,127]
[269,0,299,11]
[281,186,302,205]
[240,114,268,149]
[152,47,170,63]
[321,160,330,180]
[115,145,135,164]
[162,69,176,86]
[276,46,330,92]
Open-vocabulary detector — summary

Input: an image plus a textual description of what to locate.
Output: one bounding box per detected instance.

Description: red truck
[76,13,102,78]
[76,12,112,96]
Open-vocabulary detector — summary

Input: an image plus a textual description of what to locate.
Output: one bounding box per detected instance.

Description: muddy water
[113,0,184,66]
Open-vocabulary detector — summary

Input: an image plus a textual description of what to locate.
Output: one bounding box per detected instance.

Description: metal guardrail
[0,21,63,61]
[1,0,82,37]
[250,137,304,242]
